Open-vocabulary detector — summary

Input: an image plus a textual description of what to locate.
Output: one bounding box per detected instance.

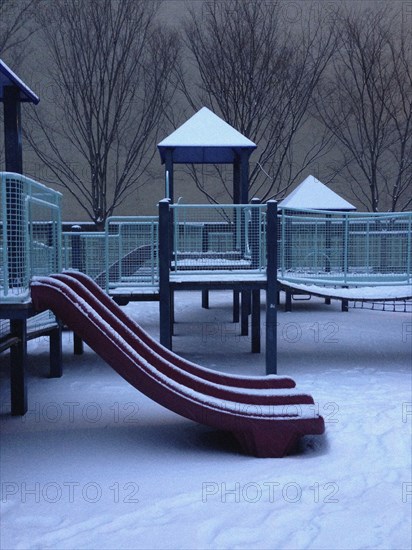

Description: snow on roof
[158,107,256,164]
[0,59,39,104]
[279,175,356,211]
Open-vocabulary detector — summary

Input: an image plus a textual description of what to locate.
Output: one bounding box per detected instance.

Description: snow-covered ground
[1,291,411,549]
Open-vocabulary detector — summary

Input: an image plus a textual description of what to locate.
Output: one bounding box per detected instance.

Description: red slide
[31,273,325,457]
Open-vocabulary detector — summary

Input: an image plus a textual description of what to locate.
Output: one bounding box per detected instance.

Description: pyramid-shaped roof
[158,107,256,164]
[0,59,39,104]
[279,175,356,211]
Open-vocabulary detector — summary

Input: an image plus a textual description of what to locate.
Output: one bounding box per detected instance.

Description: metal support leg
[201,290,209,309]
[159,199,172,349]
[74,333,84,355]
[251,289,260,353]
[49,325,63,378]
[265,201,278,375]
[285,291,292,312]
[233,290,240,323]
[241,290,250,336]
[171,290,175,339]
[10,319,27,415]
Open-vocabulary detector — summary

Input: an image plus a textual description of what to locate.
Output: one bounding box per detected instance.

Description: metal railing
[0,172,62,302]
[104,216,158,292]
[62,217,159,292]
[62,230,106,281]
[60,202,412,291]
[170,202,267,274]
[278,207,412,285]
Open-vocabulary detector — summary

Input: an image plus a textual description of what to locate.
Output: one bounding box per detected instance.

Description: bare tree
[180,0,336,202]
[385,28,412,211]
[26,0,180,228]
[316,6,411,211]
[0,0,40,165]
[0,0,39,63]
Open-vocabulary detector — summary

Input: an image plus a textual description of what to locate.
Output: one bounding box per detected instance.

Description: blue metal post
[251,198,260,270]
[240,149,249,204]
[159,199,172,349]
[4,87,24,287]
[266,200,278,375]
[10,319,27,415]
[233,159,240,204]
[4,86,23,173]
[164,149,174,203]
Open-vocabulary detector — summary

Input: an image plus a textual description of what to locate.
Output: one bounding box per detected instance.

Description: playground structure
[2,171,411,335]
[3,182,411,300]
[0,170,324,456]
[1,171,411,409]
[0,58,407,458]
[0,83,410,455]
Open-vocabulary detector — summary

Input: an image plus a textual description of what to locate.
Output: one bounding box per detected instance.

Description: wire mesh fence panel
[62,231,106,280]
[0,172,61,341]
[0,318,10,342]
[170,203,267,273]
[61,233,73,271]
[0,172,62,302]
[82,233,106,280]
[278,208,412,285]
[26,310,58,333]
[28,206,61,278]
[104,216,158,290]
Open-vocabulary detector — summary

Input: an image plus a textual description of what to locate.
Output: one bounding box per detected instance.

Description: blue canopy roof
[0,59,39,104]
[158,107,256,164]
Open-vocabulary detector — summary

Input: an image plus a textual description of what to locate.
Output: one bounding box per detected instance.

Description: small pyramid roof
[0,59,39,104]
[279,175,356,211]
[158,107,256,164]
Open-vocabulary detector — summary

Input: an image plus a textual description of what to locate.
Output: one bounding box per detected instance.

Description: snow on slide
[30,272,324,458]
